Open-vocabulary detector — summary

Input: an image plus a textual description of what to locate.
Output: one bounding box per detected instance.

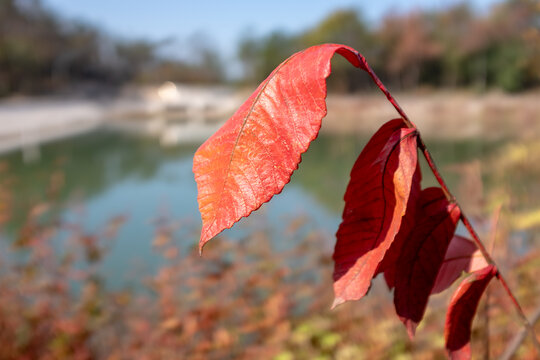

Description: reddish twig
[362,59,540,351]
[418,138,540,353]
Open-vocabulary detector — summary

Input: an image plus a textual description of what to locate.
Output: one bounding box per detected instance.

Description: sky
[43,0,503,63]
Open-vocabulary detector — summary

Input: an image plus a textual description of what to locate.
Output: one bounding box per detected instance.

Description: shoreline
[0,98,105,155]
[0,84,241,155]
[323,89,540,140]
[1,88,538,156]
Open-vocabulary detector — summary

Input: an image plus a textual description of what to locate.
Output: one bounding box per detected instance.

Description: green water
[295,133,506,213]
[0,128,507,288]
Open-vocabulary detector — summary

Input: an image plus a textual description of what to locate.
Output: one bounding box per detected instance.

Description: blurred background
[0,0,539,358]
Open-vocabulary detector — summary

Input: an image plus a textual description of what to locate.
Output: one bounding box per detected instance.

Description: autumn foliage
[193,44,531,358]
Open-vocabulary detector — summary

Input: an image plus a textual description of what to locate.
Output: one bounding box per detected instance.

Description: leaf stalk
[417,129,540,354]
[360,57,540,353]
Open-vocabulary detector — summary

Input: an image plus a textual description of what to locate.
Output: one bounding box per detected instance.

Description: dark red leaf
[394,187,461,337]
[384,266,396,290]
[445,265,497,359]
[432,235,488,294]
[332,119,419,307]
[193,44,368,251]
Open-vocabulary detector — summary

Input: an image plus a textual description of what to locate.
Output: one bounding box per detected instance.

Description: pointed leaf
[193,44,368,250]
[394,187,461,337]
[432,235,488,294]
[445,265,497,359]
[332,119,419,306]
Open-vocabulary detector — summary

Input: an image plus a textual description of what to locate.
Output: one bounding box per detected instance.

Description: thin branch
[421,131,540,354]
[361,56,540,352]
[418,137,540,353]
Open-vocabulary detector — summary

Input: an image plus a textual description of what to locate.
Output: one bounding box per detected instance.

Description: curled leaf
[193,44,367,251]
[394,187,461,337]
[445,265,497,359]
[333,119,419,307]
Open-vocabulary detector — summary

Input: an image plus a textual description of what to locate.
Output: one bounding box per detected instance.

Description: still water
[0,128,504,289]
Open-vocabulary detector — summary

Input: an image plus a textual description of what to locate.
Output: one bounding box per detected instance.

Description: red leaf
[332,119,419,307]
[445,265,497,359]
[394,187,461,337]
[432,235,488,294]
[377,163,422,290]
[193,44,367,251]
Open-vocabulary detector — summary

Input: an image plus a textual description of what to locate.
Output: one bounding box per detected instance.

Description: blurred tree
[237,0,540,92]
[238,32,259,83]
[0,0,129,95]
[0,0,227,97]
[0,0,61,94]
[300,9,375,92]
[430,4,476,87]
[300,9,370,50]
[238,31,300,84]
[187,32,225,83]
[238,10,376,92]
[377,12,442,89]
[487,0,540,91]
[135,34,224,84]
[115,40,157,80]
[2,0,539,95]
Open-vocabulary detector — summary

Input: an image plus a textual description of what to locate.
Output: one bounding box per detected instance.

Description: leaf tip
[198,237,208,256]
[405,320,417,339]
[331,297,345,310]
[447,344,471,360]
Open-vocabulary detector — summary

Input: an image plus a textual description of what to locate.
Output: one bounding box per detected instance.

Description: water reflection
[0,128,509,288]
[295,133,507,213]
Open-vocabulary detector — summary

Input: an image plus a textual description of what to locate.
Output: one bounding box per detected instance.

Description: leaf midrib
[209,49,307,236]
[341,128,416,288]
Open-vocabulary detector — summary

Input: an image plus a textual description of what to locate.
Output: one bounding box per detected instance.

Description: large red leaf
[332,119,419,307]
[432,235,488,294]
[394,187,461,337]
[445,265,497,359]
[193,44,367,250]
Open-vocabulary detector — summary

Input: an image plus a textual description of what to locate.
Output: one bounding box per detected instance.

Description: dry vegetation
[0,122,539,359]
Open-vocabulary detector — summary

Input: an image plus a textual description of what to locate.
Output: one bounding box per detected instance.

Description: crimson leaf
[332,119,419,307]
[193,44,367,251]
[445,265,497,359]
[432,235,488,294]
[393,187,461,337]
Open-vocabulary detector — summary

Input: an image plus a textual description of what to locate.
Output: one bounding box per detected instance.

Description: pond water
[0,127,506,289]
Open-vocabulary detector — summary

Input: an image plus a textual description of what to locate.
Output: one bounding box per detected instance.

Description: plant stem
[416,138,489,257]
[418,135,540,349]
[419,133,540,353]
[362,54,540,353]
